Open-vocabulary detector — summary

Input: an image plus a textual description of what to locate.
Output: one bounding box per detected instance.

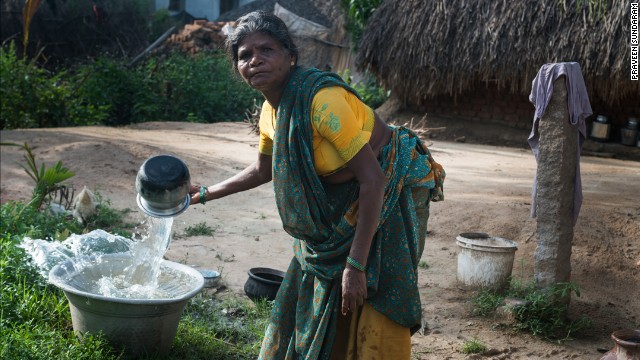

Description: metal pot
[591,122,611,141]
[136,155,191,218]
[199,269,221,288]
[620,128,638,146]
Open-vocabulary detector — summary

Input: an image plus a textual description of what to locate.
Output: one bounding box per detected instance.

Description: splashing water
[20,216,175,299]
[96,216,173,298]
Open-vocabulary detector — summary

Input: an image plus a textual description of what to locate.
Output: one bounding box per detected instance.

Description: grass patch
[418,260,430,269]
[184,222,216,237]
[471,280,592,341]
[1,323,118,360]
[171,296,271,359]
[461,338,487,354]
[0,230,119,360]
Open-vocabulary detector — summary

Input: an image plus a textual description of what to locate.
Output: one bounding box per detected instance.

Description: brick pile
[157,20,237,55]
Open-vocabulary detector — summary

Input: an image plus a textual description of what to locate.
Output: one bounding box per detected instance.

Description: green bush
[72,51,262,124]
[71,57,146,126]
[2,43,262,129]
[352,76,389,110]
[471,280,592,341]
[340,68,389,109]
[341,0,382,47]
[509,282,592,340]
[0,42,109,130]
[1,44,90,129]
[0,201,83,241]
[144,52,261,123]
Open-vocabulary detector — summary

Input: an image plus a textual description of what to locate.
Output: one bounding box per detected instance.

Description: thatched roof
[357,0,637,105]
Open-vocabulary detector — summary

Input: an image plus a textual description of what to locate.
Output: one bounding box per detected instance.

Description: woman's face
[237,32,294,94]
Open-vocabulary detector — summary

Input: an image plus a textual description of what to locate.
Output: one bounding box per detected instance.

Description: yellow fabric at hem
[329,302,411,360]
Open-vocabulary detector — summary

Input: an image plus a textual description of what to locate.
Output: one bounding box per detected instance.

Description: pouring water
[19,155,202,357]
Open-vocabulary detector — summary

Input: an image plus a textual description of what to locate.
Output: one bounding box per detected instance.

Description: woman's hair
[226,11,298,73]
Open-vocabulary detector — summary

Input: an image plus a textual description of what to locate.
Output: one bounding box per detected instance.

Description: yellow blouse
[258,86,375,176]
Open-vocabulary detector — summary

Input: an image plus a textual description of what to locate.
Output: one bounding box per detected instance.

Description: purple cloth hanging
[528,62,593,225]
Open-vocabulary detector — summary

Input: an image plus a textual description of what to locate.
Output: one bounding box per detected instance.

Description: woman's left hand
[341,266,367,315]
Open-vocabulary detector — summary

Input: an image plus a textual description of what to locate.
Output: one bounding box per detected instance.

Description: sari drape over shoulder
[259,67,445,360]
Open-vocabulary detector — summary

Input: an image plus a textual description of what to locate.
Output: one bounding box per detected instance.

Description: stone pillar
[534,76,577,289]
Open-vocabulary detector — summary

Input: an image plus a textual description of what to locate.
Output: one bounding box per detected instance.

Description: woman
[189,11,445,360]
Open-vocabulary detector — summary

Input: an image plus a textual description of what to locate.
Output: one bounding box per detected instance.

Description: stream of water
[20,216,175,299]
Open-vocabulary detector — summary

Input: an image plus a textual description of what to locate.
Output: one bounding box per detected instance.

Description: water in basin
[20,216,184,299]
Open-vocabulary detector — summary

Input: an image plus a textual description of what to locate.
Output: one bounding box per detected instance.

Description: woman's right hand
[189,184,208,205]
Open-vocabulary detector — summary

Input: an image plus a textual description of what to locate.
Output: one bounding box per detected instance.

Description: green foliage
[142,52,262,123]
[0,201,83,241]
[339,68,389,109]
[184,222,216,237]
[461,338,487,354]
[171,295,272,359]
[418,260,430,269]
[71,57,146,126]
[73,52,262,124]
[17,142,75,210]
[340,0,381,47]
[510,282,591,340]
[0,323,118,360]
[471,288,506,317]
[352,79,389,110]
[0,232,118,360]
[85,202,135,239]
[0,42,109,129]
[1,44,262,129]
[471,280,592,341]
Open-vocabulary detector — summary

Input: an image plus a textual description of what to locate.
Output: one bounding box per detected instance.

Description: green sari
[259,67,445,360]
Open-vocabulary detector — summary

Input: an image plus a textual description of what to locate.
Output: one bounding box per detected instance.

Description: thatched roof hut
[358,0,638,129]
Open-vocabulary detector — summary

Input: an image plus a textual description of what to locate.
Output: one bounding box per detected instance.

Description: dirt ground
[1,119,638,359]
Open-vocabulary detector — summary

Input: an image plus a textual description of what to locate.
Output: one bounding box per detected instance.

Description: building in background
[153,0,256,21]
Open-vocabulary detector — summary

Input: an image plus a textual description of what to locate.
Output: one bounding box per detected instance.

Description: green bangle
[346,256,366,272]
[199,186,207,205]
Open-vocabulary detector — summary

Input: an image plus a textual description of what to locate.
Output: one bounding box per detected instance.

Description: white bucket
[456,233,518,289]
